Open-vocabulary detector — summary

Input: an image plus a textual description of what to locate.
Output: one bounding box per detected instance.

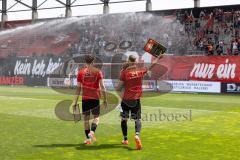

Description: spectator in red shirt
[73,55,107,145]
[116,54,163,150]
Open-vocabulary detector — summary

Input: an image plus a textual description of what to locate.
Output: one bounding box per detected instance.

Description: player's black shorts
[120,99,141,120]
[82,99,100,116]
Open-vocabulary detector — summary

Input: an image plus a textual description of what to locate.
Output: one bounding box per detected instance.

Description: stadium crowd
[179,7,240,55]
[1,6,240,59]
[67,7,240,57]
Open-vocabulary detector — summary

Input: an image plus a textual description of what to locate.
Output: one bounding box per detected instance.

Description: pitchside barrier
[158,80,221,93]
[0,76,47,86]
[221,83,240,94]
[47,78,158,92]
[47,77,227,94]
[0,76,236,94]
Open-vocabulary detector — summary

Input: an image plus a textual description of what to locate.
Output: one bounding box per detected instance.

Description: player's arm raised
[100,79,108,108]
[147,54,164,71]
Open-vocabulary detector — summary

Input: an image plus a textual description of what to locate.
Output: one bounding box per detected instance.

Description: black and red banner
[0,76,24,85]
[153,56,240,83]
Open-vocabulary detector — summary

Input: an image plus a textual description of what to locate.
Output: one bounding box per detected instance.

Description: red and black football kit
[77,66,103,116]
[120,65,148,119]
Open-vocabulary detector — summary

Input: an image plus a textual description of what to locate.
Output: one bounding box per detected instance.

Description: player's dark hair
[128,55,136,63]
[85,55,95,64]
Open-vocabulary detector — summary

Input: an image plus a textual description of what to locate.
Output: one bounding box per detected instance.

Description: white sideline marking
[0,95,61,102]
[0,95,239,115]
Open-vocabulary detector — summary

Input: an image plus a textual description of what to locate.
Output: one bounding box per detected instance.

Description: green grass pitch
[0,86,239,160]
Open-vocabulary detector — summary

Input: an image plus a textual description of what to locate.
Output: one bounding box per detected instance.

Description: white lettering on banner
[227,84,240,92]
[160,80,221,93]
[217,59,236,79]
[32,60,46,77]
[14,59,31,75]
[190,59,236,80]
[190,63,215,78]
[46,58,63,75]
[13,58,63,77]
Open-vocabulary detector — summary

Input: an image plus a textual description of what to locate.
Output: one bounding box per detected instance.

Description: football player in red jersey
[117,55,163,150]
[73,55,107,144]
